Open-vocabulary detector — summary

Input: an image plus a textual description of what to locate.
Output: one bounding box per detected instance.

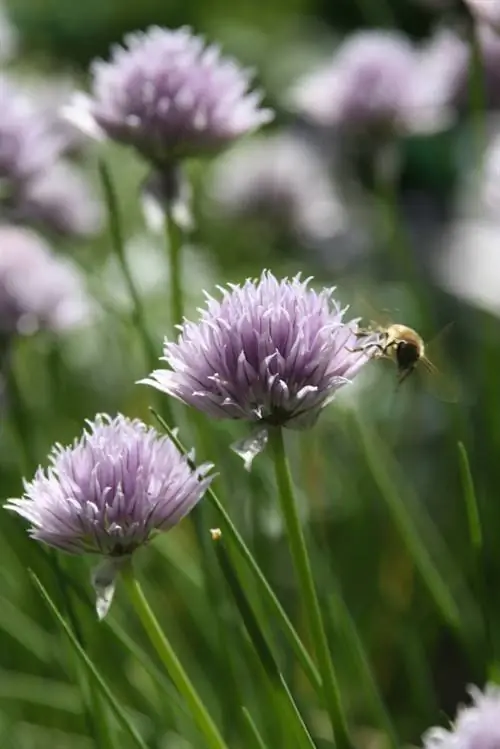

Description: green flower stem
[121,561,229,749]
[269,427,352,749]
[150,408,321,693]
[165,209,184,333]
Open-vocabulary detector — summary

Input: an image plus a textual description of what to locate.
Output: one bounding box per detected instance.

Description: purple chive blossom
[289,30,453,137]
[5,414,214,557]
[423,684,500,749]
[208,132,347,246]
[64,25,274,166]
[0,225,92,336]
[141,272,373,439]
[0,77,101,238]
[6,414,214,618]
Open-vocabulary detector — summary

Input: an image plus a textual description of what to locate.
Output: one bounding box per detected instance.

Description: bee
[350,321,459,401]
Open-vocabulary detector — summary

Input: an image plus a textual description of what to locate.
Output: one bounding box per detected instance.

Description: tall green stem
[121,562,229,749]
[165,210,184,332]
[269,427,352,749]
[99,164,161,353]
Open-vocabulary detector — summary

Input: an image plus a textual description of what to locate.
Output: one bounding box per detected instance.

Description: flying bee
[350,320,459,401]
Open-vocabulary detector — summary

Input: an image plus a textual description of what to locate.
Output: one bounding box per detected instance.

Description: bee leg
[346,342,385,355]
[397,366,415,386]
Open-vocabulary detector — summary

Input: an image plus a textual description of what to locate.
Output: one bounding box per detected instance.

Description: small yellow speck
[210,528,222,541]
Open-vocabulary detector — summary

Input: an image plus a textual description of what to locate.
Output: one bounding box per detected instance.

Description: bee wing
[352,293,397,334]
[419,323,461,403]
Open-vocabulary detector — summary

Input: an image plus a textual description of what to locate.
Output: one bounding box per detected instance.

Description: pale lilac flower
[402,28,467,130]
[208,132,348,245]
[465,0,500,32]
[6,414,213,556]
[416,25,500,113]
[0,226,92,335]
[6,414,214,617]
[141,272,373,464]
[423,683,500,749]
[64,25,274,166]
[0,77,101,237]
[15,163,102,238]
[290,30,449,136]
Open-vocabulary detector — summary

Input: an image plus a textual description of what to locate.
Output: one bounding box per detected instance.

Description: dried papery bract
[423,683,500,749]
[140,271,375,468]
[5,414,215,618]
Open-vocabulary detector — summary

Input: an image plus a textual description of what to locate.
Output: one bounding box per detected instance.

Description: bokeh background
[0,0,499,747]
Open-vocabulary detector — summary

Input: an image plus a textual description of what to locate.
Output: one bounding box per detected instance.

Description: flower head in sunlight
[0,226,92,336]
[5,414,214,557]
[290,30,453,136]
[0,77,101,238]
[141,271,373,434]
[423,683,500,749]
[64,25,273,166]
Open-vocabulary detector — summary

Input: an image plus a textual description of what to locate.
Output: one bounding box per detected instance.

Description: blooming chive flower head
[64,26,274,166]
[208,132,347,246]
[290,30,454,137]
[141,272,373,435]
[5,414,214,556]
[290,31,416,134]
[423,683,500,749]
[0,226,92,335]
[0,77,101,237]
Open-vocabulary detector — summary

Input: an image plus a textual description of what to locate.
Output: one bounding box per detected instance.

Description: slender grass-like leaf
[353,412,480,641]
[29,570,149,749]
[269,427,350,749]
[242,708,270,749]
[327,594,398,749]
[150,408,321,691]
[457,442,482,553]
[214,533,317,749]
[121,561,229,749]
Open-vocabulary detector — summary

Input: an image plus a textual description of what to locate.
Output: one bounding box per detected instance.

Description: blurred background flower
[0,76,102,238]
[0,0,498,747]
[0,225,93,336]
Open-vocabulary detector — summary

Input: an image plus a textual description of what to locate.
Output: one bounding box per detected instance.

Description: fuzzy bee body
[355,322,431,386]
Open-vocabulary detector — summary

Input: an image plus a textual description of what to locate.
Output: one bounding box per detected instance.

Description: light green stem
[121,562,228,749]
[99,161,160,371]
[165,210,184,333]
[269,427,352,749]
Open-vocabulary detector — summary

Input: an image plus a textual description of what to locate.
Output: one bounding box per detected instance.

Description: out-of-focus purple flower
[465,0,500,31]
[0,77,101,237]
[64,25,273,167]
[289,30,451,137]
[423,684,500,749]
[207,132,348,246]
[415,25,500,113]
[141,271,372,433]
[0,225,92,335]
[402,28,467,128]
[14,163,102,238]
[5,413,214,556]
